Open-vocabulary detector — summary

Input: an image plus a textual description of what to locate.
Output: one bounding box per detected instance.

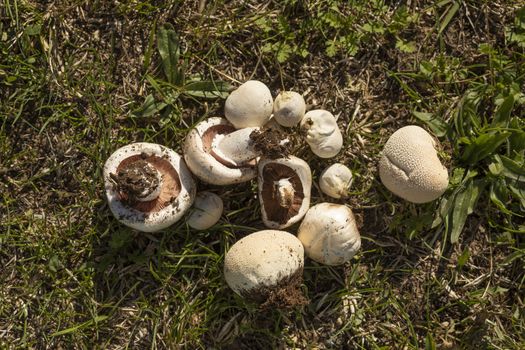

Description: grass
[1,0,524,348]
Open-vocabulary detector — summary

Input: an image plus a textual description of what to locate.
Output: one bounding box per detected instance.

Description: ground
[1,0,524,349]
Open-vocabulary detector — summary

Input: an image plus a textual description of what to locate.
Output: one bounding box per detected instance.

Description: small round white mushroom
[319,163,353,199]
[224,80,273,129]
[183,117,258,185]
[379,125,449,203]
[297,203,361,266]
[104,142,196,232]
[224,230,307,306]
[258,156,312,229]
[186,191,223,230]
[273,91,306,127]
[300,109,343,158]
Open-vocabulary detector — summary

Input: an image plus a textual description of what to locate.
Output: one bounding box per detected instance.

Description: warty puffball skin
[379,125,449,203]
[187,191,223,230]
[319,163,353,199]
[297,203,361,266]
[224,80,273,129]
[273,91,306,127]
[300,109,343,158]
[224,230,304,296]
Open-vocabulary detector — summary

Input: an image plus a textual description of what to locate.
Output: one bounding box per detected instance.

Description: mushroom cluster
[104,79,449,308]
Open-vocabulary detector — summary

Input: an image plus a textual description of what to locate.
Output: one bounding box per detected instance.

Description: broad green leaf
[449,178,484,243]
[489,179,518,216]
[461,132,511,165]
[131,94,167,117]
[508,118,525,152]
[412,111,448,137]
[395,39,416,53]
[157,26,182,85]
[499,155,525,183]
[183,81,232,99]
[491,94,514,127]
[457,248,470,268]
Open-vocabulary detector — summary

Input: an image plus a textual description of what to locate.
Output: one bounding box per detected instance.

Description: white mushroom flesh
[300,109,343,158]
[224,80,273,129]
[379,125,448,203]
[319,163,353,199]
[224,230,304,296]
[297,203,361,266]
[215,127,259,165]
[273,91,306,127]
[187,191,223,230]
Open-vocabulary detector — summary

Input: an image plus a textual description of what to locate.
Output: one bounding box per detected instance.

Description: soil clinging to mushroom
[250,128,292,159]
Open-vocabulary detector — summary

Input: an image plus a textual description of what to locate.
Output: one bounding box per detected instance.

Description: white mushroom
[297,203,361,266]
[104,142,196,232]
[258,156,312,229]
[379,125,449,203]
[183,117,258,185]
[273,91,306,127]
[319,163,353,199]
[300,109,343,158]
[187,191,223,230]
[224,80,273,129]
[224,230,307,306]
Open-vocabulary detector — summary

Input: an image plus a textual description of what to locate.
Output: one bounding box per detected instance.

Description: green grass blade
[51,315,109,337]
[157,25,181,85]
[449,178,484,243]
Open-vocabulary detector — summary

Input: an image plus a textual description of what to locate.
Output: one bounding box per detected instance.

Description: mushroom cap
[224,80,273,129]
[224,230,304,296]
[187,191,223,230]
[183,117,257,185]
[104,142,196,232]
[319,163,353,199]
[273,91,306,127]
[379,125,449,203]
[300,109,343,158]
[297,203,361,266]
[258,156,312,229]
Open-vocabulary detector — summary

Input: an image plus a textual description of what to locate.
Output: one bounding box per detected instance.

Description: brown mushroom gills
[114,154,181,213]
[261,163,304,224]
[202,124,256,168]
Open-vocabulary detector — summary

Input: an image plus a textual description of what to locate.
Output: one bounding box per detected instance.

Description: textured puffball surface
[300,109,343,158]
[224,80,273,129]
[187,191,223,230]
[224,230,304,295]
[319,163,353,199]
[379,125,449,203]
[273,91,306,127]
[297,203,361,266]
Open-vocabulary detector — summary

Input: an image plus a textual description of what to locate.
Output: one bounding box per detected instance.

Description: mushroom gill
[202,124,256,168]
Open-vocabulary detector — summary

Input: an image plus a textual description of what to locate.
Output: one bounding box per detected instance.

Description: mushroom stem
[274,178,295,208]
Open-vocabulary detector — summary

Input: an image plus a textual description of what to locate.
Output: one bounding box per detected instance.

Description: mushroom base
[242,269,308,309]
[250,129,292,159]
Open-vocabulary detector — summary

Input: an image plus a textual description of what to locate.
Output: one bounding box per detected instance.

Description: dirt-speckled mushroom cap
[224,80,273,129]
[300,109,343,158]
[319,163,353,199]
[379,125,449,203]
[186,191,223,230]
[104,142,196,232]
[224,230,304,296]
[183,117,257,185]
[273,91,306,127]
[258,156,312,229]
[297,203,361,266]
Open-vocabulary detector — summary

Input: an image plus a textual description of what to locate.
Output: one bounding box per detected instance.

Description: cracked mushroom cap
[183,117,257,185]
[273,91,306,127]
[300,109,343,158]
[297,203,361,266]
[258,156,312,229]
[186,191,223,230]
[319,163,353,199]
[224,80,273,129]
[224,230,304,297]
[104,142,196,232]
[379,125,449,203]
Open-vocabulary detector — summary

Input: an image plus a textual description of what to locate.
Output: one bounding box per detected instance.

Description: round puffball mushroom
[300,109,343,158]
[379,125,449,203]
[186,191,223,230]
[319,163,353,199]
[224,230,307,307]
[104,142,196,232]
[297,203,361,266]
[258,156,312,229]
[183,117,258,185]
[273,91,306,127]
[224,80,273,129]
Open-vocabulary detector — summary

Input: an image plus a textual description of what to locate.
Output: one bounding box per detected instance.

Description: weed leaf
[438,1,460,36]
[449,177,484,243]
[492,95,514,127]
[461,132,511,165]
[184,81,232,99]
[412,111,448,137]
[132,94,168,117]
[157,26,182,85]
